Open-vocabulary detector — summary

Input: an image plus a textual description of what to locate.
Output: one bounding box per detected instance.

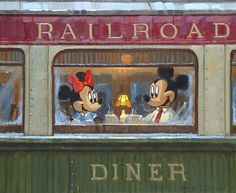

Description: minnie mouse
[59,70,103,123]
[143,67,189,123]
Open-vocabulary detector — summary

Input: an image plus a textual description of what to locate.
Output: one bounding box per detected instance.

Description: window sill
[0,133,235,152]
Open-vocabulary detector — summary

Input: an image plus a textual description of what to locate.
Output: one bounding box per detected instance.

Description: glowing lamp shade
[115,94,132,121]
[115,94,132,108]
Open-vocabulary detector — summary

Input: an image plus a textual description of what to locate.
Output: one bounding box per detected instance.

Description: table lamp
[115,94,132,122]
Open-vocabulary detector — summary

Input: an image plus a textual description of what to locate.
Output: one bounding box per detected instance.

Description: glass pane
[0,66,23,125]
[54,66,195,126]
[232,51,236,125]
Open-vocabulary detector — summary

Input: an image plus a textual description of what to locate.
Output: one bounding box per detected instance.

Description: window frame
[231,50,236,134]
[52,48,198,134]
[0,48,25,133]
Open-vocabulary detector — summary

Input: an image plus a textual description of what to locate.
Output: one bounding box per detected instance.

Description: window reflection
[0,50,24,127]
[232,52,236,126]
[55,66,195,126]
[53,49,197,132]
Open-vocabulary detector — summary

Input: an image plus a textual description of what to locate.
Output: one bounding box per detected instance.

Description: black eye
[88,92,92,103]
[93,93,97,102]
[150,85,155,98]
[155,86,159,97]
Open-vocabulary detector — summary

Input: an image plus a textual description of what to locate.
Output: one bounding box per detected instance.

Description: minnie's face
[73,86,102,114]
[145,79,175,108]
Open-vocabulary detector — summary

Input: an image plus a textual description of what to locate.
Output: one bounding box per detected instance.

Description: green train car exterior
[1,1,236,193]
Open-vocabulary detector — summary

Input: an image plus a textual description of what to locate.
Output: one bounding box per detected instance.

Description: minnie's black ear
[158,67,174,79]
[58,85,71,100]
[175,75,189,90]
[76,72,85,81]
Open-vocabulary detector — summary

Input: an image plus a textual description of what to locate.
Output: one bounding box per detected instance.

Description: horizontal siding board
[0,151,235,193]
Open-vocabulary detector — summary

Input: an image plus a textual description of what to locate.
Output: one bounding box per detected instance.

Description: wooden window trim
[0,48,24,133]
[231,50,236,134]
[52,48,198,134]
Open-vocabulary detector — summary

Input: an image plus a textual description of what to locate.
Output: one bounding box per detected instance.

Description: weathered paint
[0,15,236,45]
[204,45,225,135]
[2,1,236,15]
[0,150,235,193]
[26,46,51,136]
[0,44,231,135]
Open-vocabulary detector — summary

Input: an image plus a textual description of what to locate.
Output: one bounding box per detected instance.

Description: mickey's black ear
[58,85,71,100]
[175,75,189,90]
[158,67,174,79]
[76,72,85,81]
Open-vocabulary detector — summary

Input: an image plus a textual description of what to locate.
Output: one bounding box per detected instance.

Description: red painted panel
[0,15,236,45]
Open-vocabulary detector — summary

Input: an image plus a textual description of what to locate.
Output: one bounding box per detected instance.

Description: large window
[231,51,236,132]
[0,49,24,132]
[53,49,197,133]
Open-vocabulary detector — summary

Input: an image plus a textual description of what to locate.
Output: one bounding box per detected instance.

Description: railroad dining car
[1,1,236,193]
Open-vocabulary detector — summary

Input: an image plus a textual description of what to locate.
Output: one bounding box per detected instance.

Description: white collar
[156,107,169,113]
[79,112,89,116]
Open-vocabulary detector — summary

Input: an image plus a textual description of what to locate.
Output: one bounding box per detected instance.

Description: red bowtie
[155,107,163,123]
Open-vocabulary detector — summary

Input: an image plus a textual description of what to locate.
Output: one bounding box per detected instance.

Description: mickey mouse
[143,67,189,123]
[59,70,103,123]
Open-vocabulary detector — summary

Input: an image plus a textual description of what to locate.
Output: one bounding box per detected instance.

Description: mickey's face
[73,86,102,114]
[144,79,175,108]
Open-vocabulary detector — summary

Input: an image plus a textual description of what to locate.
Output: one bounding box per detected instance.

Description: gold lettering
[126,163,141,181]
[149,164,163,181]
[133,23,150,39]
[168,163,187,181]
[89,23,94,39]
[91,164,108,181]
[214,23,230,38]
[187,23,204,38]
[36,23,53,40]
[112,164,119,181]
[160,23,178,40]
[107,24,123,39]
[60,24,77,39]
